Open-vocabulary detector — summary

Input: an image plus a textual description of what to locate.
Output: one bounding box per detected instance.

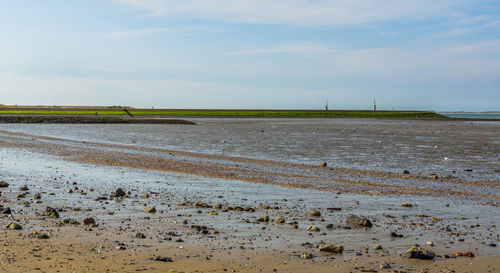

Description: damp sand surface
[0,118,499,272]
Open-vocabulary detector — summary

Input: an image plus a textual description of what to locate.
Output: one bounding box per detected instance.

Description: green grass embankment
[0,109,447,119]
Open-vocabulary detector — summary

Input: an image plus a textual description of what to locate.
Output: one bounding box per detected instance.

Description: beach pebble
[45,207,60,219]
[29,231,49,239]
[390,232,403,237]
[153,256,173,262]
[111,188,126,198]
[346,215,372,227]
[318,244,343,253]
[380,262,391,269]
[301,252,314,259]
[83,217,96,226]
[6,222,22,230]
[275,217,285,224]
[0,207,12,214]
[402,245,435,259]
[257,216,269,222]
[309,210,321,217]
[307,226,320,232]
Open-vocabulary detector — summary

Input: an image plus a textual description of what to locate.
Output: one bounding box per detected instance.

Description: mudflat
[0,118,498,272]
[0,115,196,124]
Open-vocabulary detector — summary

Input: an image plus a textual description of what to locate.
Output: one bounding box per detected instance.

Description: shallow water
[1,118,499,181]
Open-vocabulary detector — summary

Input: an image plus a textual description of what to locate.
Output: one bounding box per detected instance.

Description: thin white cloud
[115,0,458,26]
[84,64,144,74]
[107,26,230,38]
[445,19,500,37]
[226,43,337,55]
[223,42,500,83]
[438,39,500,56]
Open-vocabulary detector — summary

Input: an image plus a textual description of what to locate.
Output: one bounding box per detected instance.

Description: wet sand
[0,119,499,272]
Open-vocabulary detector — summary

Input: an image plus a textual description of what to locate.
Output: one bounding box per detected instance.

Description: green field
[0,109,448,119]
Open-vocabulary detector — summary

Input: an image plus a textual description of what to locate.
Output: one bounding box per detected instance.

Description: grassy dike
[0,108,448,119]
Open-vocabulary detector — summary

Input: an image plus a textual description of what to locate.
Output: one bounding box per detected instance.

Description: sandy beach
[0,118,499,272]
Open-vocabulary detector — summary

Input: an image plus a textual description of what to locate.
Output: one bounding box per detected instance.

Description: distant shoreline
[1,106,500,122]
[0,106,447,120]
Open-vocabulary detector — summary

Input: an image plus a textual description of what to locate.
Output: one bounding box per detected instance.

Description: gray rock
[45,207,59,218]
[401,245,435,260]
[318,244,343,253]
[0,207,11,214]
[380,262,391,269]
[153,256,173,262]
[301,252,314,259]
[111,188,126,198]
[346,215,372,227]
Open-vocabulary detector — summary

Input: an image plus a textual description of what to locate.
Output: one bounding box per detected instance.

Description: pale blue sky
[0,0,499,111]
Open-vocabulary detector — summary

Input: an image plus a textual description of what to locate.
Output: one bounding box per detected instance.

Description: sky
[0,0,499,111]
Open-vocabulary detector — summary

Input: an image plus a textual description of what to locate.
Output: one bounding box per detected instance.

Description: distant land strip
[0,106,448,119]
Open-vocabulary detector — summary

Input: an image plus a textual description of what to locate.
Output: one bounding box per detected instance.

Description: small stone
[19,185,29,191]
[257,216,270,222]
[301,252,313,259]
[390,231,403,237]
[275,217,285,224]
[346,215,372,227]
[401,203,413,207]
[426,241,434,246]
[45,207,60,218]
[318,244,343,253]
[309,210,321,217]
[380,262,391,269]
[208,211,218,216]
[111,188,126,198]
[402,170,410,174]
[135,232,146,239]
[401,245,435,260]
[62,218,80,225]
[318,162,327,167]
[83,218,96,226]
[6,222,22,230]
[33,193,41,200]
[374,244,383,250]
[0,181,9,187]
[144,207,156,213]
[1,207,11,214]
[153,256,174,262]
[307,225,320,232]
[29,231,50,239]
